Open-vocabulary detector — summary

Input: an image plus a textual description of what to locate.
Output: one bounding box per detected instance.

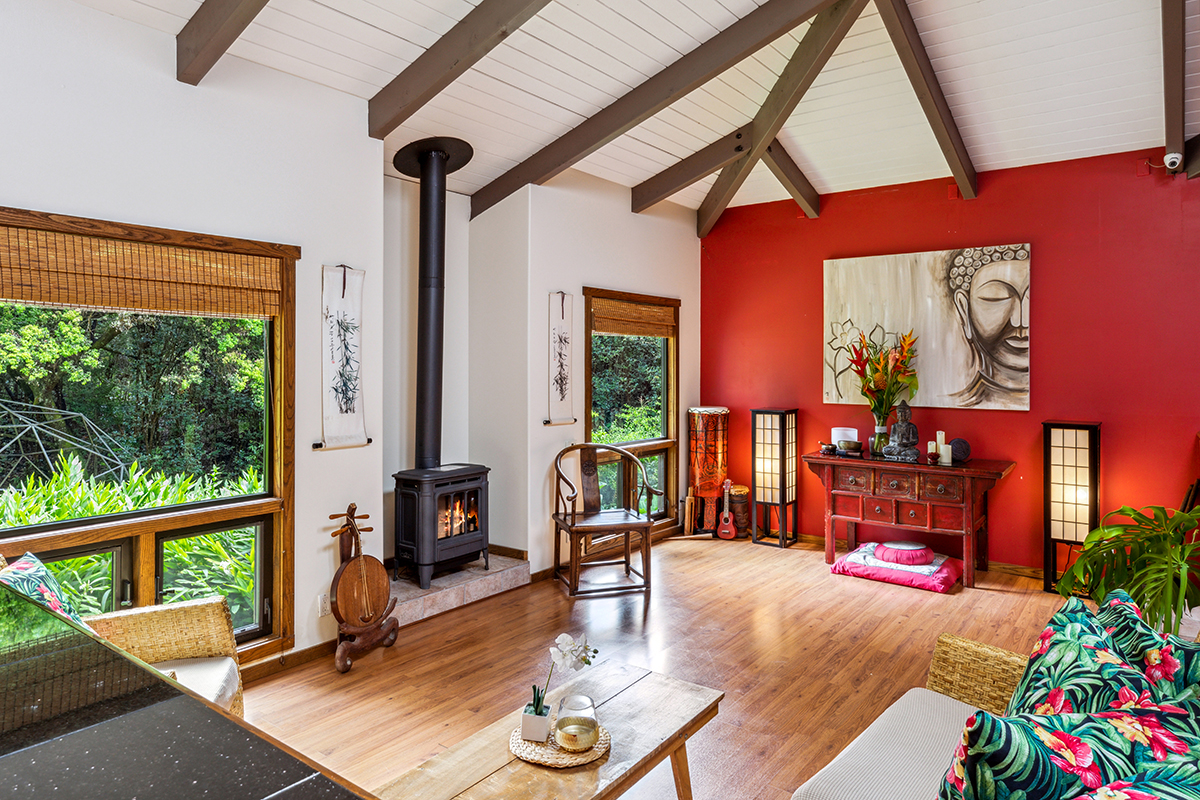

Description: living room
[2,0,1199,798]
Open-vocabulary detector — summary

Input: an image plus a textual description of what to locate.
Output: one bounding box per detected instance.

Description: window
[584,287,679,541]
[0,207,295,658]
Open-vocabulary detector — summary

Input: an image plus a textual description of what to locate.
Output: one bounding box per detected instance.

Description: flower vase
[871,412,891,455]
[521,704,552,742]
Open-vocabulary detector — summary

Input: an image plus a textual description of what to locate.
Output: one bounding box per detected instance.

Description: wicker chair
[925,632,1026,715]
[87,596,244,717]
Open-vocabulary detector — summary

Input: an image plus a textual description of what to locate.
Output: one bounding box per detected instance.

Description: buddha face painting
[946,245,1030,408]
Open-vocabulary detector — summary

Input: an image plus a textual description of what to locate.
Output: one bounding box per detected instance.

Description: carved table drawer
[834,467,870,493]
[864,498,894,523]
[877,471,916,498]
[897,501,927,526]
[921,475,963,502]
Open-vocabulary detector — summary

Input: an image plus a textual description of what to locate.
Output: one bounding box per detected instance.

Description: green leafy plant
[1057,505,1200,635]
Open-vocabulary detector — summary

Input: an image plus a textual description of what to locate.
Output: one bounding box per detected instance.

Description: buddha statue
[881,400,920,462]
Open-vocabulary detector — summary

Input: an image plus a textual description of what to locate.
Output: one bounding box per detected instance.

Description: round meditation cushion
[874,541,934,566]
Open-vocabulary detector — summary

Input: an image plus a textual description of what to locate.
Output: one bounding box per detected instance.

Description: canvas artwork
[321,264,368,448]
[823,244,1030,411]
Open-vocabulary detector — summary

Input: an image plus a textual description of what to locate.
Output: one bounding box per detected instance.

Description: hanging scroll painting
[321,264,369,448]
[546,291,575,425]
[823,244,1030,411]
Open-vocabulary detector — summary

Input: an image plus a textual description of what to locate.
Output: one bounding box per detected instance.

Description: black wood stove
[391,136,489,590]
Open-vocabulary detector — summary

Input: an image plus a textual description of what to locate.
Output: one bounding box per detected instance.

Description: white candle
[936,430,946,447]
[927,441,937,454]
[940,443,952,463]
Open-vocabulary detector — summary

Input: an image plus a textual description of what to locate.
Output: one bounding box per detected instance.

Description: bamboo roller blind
[0,225,283,318]
[590,297,677,339]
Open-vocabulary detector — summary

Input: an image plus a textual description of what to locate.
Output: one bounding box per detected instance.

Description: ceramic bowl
[837,440,862,452]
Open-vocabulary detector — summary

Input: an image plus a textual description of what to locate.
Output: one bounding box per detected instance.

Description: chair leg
[624,531,632,575]
[553,522,561,584]
[642,530,652,590]
[569,533,582,597]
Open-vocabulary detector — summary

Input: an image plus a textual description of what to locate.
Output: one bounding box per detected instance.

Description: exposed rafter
[1162,0,1185,173]
[697,0,866,238]
[631,125,753,214]
[369,0,553,140]
[469,0,842,219]
[874,0,977,199]
[762,140,819,219]
[1184,135,1200,179]
[176,0,269,86]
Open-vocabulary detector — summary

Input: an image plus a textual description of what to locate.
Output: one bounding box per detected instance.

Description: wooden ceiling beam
[697,0,864,237]
[1163,0,1186,173]
[874,0,977,199]
[176,0,269,85]
[1184,134,1200,179]
[762,140,819,219]
[470,0,842,219]
[369,0,553,140]
[631,125,753,213]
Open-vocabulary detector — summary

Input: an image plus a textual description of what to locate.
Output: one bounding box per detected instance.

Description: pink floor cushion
[831,542,963,593]
[874,541,934,565]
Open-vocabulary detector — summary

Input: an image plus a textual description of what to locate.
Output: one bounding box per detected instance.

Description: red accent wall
[700,149,1200,568]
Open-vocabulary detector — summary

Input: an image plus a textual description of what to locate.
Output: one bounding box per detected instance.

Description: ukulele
[329,503,391,627]
[716,479,736,539]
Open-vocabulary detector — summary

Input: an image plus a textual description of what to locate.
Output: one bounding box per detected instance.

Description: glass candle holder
[554,694,599,752]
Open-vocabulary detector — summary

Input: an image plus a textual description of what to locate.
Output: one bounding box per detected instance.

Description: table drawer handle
[889,480,898,488]
[937,484,946,494]
[847,476,856,485]
[875,506,882,514]
[909,510,916,518]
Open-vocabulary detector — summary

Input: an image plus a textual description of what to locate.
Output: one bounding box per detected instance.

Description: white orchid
[529,632,599,716]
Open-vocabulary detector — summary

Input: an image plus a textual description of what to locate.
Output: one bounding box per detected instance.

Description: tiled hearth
[386,554,528,629]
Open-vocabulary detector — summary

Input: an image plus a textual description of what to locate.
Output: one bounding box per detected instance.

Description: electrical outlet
[318,593,331,617]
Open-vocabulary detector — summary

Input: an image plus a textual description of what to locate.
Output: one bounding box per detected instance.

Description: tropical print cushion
[1008,597,1163,716]
[1097,590,1200,702]
[939,706,1199,800]
[1069,765,1200,799]
[0,552,89,628]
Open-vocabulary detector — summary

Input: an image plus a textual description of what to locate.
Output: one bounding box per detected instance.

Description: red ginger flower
[1032,628,1055,657]
[1108,686,1186,715]
[1081,782,1160,800]
[1033,687,1073,715]
[1143,645,1180,684]
[1032,724,1103,789]
[1095,712,1189,761]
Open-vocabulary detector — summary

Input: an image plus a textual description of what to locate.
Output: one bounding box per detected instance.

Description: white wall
[381,176,472,559]
[1,0,383,650]
[470,171,700,572]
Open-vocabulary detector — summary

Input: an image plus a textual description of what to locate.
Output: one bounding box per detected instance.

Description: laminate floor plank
[245,537,1063,797]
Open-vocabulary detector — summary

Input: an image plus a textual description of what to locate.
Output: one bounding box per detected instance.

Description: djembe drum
[729,484,750,539]
[688,407,728,534]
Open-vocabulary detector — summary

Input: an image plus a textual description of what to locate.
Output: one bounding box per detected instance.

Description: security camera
[1165,152,1183,171]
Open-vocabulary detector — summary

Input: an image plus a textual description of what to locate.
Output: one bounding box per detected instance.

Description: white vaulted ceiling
[72,0,1199,212]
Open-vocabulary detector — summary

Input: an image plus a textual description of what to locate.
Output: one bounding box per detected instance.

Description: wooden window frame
[0,206,296,663]
[582,287,680,540]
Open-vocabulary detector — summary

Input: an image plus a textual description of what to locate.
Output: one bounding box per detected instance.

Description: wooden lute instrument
[329,503,395,629]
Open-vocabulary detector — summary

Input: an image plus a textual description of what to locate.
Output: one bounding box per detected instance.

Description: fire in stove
[438,491,482,539]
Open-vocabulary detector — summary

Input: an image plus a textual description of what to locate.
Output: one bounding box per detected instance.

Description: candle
[936,430,946,448]
[927,441,937,454]
[940,444,952,463]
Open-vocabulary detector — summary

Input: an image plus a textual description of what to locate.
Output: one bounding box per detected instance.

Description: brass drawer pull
[889,480,898,489]
[937,484,946,494]
[909,510,916,518]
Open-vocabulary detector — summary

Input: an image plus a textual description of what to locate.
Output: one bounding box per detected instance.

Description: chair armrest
[926,633,1027,716]
[87,596,239,664]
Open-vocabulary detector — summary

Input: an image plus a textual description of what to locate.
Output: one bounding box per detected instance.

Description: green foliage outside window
[44,553,114,616]
[590,334,665,444]
[162,527,258,630]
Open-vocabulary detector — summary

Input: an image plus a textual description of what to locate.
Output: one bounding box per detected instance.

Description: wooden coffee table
[373,661,723,800]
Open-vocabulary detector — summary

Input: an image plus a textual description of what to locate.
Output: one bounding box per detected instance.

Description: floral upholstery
[1006,597,1163,717]
[0,552,90,628]
[940,593,1200,800]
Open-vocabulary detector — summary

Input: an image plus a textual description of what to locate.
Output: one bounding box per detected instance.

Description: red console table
[801,453,1016,588]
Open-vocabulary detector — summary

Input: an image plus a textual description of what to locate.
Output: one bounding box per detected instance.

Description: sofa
[791,632,1026,800]
[797,593,1200,800]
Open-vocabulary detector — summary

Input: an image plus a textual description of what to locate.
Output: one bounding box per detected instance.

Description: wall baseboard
[242,639,336,684]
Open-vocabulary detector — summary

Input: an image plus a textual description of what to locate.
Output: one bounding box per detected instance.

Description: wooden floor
[245,537,1064,800]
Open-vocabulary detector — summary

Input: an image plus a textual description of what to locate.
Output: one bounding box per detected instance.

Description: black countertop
[0,584,369,799]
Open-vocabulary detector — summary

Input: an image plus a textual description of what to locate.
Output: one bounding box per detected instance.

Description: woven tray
[509,725,611,768]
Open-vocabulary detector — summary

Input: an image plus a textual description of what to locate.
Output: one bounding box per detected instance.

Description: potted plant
[1057,505,1200,635]
[522,632,598,741]
[844,329,919,453]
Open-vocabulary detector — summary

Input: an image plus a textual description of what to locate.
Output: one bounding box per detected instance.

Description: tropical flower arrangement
[844,329,919,426]
[528,632,599,717]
